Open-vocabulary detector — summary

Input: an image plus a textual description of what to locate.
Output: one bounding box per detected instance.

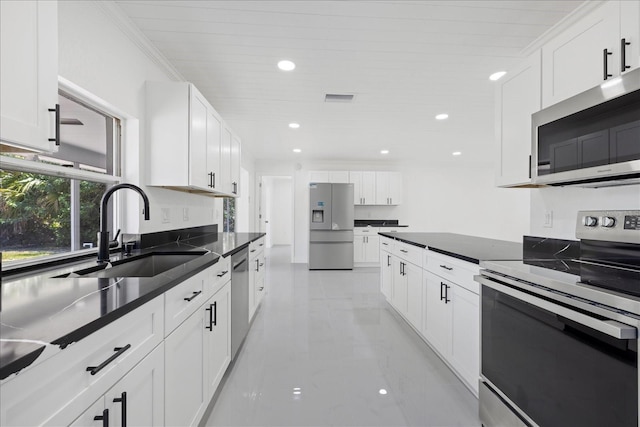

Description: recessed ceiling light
[435,113,449,120]
[293,148,302,153]
[379,389,388,395]
[278,60,295,71]
[289,122,300,129]
[452,151,462,156]
[380,150,389,154]
[489,71,507,81]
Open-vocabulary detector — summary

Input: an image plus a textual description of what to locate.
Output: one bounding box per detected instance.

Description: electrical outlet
[183,207,189,222]
[161,208,170,224]
[543,210,553,228]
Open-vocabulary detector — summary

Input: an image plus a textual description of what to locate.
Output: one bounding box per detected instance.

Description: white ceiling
[116,0,583,165]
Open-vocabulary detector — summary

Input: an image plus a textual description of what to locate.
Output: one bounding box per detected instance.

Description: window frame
[1,77,129,271]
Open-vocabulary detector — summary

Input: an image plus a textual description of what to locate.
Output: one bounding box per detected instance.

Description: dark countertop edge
[379,232,427,248]
[427,247,479,265]
[0,347,44,381]
[355,225,409,228]
[1,232,266,379]
[378,232,519,265]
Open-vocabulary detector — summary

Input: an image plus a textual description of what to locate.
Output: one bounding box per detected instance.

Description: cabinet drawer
[379,236,394,252]
[165,269,207,336]
[1,296,164,427]
[393,241,423,267]
[354,227,379,236]
[249,237,265,256]
[426,251,480,294]
[208,257,231,299]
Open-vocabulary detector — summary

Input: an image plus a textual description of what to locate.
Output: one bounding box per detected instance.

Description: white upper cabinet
[495,51,541,187]
[230,133,241,196]
[308,171,349,183]
[147,81,240,197]
[0,0,58,153]
[542,1,639,107]
[220,126,232,194]
[207,110,222,191]
[375,171,402,205]
[350,171,376,205]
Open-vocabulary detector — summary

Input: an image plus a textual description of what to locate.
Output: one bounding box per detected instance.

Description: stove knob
[602,216,616,228]
[584,216,598,227]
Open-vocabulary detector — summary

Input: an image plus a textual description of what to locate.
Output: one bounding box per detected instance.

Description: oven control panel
[576,210,640,244]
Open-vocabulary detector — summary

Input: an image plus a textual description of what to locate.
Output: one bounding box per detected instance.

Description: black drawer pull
[400,249,408,253]
[94,409,109,427]
[250,249,256,253]
[259,287,264,291]
[184,290,202,302]
[259,243,264,247]
[113,392,127,427]
[217,270,228,278]
[87,344,131,376]
[259,262,264,267]
[439,264,453,271]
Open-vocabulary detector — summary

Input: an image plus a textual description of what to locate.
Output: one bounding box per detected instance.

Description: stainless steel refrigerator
[308,182,354,270]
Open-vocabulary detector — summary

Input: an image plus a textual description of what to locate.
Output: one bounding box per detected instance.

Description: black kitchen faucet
[97,183,150,263]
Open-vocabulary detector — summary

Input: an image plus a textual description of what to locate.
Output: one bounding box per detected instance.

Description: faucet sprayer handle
[109,229,121,248]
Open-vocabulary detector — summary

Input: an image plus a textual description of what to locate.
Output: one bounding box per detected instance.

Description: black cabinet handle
[603,48,613,80]
[621,38,631,72]
[86,344,131,376]
[48,104,60,146]
[232,182,237,194]
[440,282,450,303]
[387,255,391,267]
[256,259,259,272]
[217,270,228,278]
[259,286,264,291]
[259,262,264,267]
[94,409,109,427]
[213,301,217,326]
[250,249,256,253]
[212,172,216,188]
[184,290,202,302]
[400,249,408,253]
[259,243,264,247]
[205,304,213,331]
[439,264,453,271]
[113,392,127,427]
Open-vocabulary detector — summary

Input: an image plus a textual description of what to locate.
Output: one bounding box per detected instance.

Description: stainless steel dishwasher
[230,246,249,360]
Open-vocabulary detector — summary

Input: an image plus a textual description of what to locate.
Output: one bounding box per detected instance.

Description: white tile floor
[205,246,481,427]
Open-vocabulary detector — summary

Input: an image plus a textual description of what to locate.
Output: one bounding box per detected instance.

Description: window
[1,91,121,265]
[223,197,236,232]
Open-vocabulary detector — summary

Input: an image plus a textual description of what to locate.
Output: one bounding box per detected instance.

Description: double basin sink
[55,252,207,279]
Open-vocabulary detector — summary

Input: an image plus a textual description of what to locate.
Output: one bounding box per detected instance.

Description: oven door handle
[476,275,637,340]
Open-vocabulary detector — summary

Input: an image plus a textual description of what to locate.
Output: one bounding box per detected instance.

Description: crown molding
[521,0,607,56]
[94,0,185,82]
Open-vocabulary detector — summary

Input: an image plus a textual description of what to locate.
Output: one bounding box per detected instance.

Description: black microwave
[532,67,640,187]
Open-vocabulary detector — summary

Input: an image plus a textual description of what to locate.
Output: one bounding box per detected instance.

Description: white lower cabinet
[449,284,480,391]
[204,282,231,400]
[164,303,207,427]
[71,343,165,427]
[249,237,266,321]
[388,255,423,332]
[423,271,452,358]
[354,232,380,265]
[380,247,393,300]
[165,277,232,427]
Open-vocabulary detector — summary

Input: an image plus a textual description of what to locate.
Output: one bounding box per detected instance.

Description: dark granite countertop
[354,219,408,228]
[0,232,265,380]
[377,232,523,264]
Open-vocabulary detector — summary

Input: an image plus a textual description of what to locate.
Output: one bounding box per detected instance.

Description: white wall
[530,185,640,239]
[58,1,254,235]
[256,159,530,263]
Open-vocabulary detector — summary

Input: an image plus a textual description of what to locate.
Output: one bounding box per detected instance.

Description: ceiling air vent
[324,93,355,103]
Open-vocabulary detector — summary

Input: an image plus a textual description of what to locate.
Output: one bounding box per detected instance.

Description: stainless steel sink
[55,252,206,278]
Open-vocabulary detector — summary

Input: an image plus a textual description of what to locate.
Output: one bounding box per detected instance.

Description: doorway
[260,176,293,254]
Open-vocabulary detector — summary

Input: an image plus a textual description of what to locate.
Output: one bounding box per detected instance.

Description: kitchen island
[378,232,522,396]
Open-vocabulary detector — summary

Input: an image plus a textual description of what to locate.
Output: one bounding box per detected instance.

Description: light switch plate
[543,210,553,228]
[161,208,170,224]
[183,207,189,222]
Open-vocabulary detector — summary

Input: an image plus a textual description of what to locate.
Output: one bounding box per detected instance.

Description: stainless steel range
[476,210,640,427]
